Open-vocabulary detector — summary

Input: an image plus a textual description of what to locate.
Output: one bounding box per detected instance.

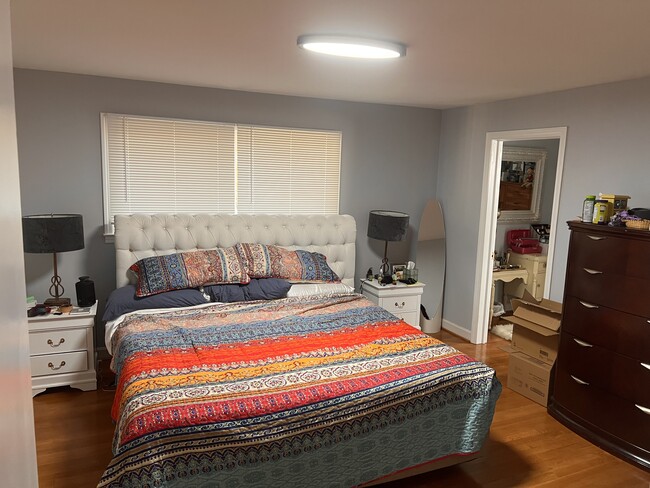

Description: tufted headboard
[114,214,357,288]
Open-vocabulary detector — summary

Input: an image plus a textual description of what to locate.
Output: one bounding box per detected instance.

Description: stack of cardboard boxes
[507,291,562,406]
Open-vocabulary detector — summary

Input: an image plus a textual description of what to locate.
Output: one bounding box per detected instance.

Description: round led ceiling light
[297,35,406,59]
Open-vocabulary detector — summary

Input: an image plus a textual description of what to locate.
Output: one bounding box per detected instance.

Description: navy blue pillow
[204,278,291,303]
[103,285,208,322]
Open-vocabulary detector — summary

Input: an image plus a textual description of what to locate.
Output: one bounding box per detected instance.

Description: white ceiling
[10,0,650,109]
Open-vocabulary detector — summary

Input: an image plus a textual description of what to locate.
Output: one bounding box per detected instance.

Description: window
[101,113,341,235]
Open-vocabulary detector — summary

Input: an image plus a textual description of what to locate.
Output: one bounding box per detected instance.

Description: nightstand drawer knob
[47,338,65,347]
[394,301,406,309]
[47,361,66,371]
[641,362,650,371]
[579,300,599,309]
[573,338,593,348]
[587,235,606,241]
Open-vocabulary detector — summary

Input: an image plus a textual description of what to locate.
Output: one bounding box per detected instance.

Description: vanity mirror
[498,147,546,222]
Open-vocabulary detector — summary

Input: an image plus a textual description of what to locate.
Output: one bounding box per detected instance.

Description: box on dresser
[548,221,650,472]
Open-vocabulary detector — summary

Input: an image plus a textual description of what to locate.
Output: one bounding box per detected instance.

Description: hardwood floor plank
[33,330,650,487]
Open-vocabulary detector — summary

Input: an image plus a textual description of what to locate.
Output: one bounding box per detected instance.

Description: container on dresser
[28,301,97,396]
[360,279,425,330]
[548,221,650,471]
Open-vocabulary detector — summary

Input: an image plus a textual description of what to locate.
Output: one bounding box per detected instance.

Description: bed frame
[114,213,356,288]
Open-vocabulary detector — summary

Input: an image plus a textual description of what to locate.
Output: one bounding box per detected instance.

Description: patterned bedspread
[99,294,501,488]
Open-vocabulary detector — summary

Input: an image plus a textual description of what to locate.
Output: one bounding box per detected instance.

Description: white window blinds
[101,113,341,235]
[236,125,341,214]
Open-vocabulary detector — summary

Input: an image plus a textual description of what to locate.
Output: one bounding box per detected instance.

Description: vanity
[504,253,547,300]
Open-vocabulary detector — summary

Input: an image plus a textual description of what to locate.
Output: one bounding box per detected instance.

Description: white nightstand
[28,301,98,396]
[361,279,425,330]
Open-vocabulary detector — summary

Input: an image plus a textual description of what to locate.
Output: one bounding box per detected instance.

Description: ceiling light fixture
[297,35,406,59]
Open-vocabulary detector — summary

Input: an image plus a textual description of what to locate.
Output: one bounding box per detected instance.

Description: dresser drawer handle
[570,375,589,386]
[573,338,593,348]
[578,300,599,309]
[635,404,650,415]
[587,235,606,241]
[394,301,406,309]
[583,268,603,275]
[47,361,66,371]
[47,338,65,348]
[641,363,650,371]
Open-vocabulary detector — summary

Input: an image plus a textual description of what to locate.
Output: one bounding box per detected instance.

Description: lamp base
[44,297,71,307]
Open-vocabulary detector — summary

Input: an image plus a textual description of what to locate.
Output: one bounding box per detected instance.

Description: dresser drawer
[379,295,419,313]
[562,296,650,361]
[564,265,650,317]
[569,230,650,280]
[554,368,650,452]
[29,328,88,356]
[558,332,650,405]
[30,351,88,377]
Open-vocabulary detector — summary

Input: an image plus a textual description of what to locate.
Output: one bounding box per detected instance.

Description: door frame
[471,127,567,344]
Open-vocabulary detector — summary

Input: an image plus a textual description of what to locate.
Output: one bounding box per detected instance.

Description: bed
[99,214,501,488]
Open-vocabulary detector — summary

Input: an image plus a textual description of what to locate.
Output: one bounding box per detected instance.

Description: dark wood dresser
[548,221,650,470]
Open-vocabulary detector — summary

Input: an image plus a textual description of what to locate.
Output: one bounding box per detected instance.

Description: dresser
[504,253,547,300]
[548,222,650,470]
[361,279,425,330]
[28,302,98,396]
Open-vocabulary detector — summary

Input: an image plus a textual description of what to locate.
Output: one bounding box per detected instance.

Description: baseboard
[442,319,471,341]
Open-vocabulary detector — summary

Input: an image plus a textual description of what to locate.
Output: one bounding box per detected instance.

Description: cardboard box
[510,290,562,365]
[508,351,554,406]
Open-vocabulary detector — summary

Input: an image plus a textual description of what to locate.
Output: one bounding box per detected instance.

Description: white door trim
[471,127,567,344]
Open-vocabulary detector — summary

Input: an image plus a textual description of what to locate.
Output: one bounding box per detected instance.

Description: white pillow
[287,283,355,298]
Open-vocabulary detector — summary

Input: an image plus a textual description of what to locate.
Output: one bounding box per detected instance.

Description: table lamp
[367,210,409,284]
[22,214,84,306]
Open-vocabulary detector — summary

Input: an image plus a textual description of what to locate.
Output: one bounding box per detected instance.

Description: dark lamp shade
[367,210,409,242]
[22,214,85,253]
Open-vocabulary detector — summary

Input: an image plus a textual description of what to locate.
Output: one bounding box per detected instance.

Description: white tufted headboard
[114,214,356,288]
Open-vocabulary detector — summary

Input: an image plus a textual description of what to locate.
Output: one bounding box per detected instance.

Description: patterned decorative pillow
[129,247,250,297]
[235,243,339,283]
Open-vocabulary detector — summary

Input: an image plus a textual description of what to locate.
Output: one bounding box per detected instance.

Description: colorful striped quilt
[99,294,501,488]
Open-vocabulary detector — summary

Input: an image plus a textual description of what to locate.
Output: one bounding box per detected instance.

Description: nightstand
[361,279,425,330]
[28,301,97,396]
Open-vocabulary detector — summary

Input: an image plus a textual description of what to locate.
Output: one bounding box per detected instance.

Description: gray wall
[14,69,441,348]
[437,76,650,334]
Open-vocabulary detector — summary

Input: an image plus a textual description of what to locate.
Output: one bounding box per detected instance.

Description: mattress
[99,293,501,487]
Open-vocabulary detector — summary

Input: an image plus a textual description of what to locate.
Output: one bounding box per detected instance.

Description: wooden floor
[33,330,650,487]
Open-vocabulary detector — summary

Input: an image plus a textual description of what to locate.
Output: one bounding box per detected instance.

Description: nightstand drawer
[30,351,88,377]
[29,328,87,356]
[379,295,419,313]
[392,311,420,328]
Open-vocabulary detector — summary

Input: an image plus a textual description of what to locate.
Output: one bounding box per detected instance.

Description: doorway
[471,127,567,344]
